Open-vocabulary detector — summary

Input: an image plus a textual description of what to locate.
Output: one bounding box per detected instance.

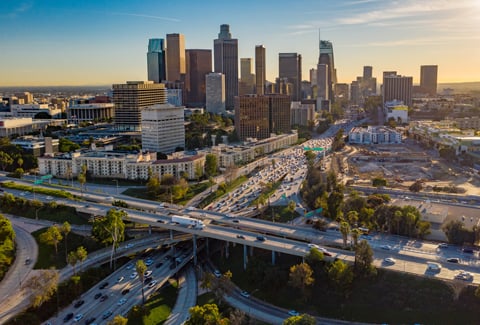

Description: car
[125,243,134,249]
[74,299,85,308]
[213,270,222,278]
[447,257,459,263]
[360,234,372,240]
[144,270,152,277]
[46,196,53,200]
[117,276,124,283]
[455,271,473,281]
[463,248,474,254]
[99,282,109,289]
[288,310,300,317]
[94,292,102,299]
[145,259,154,266]
[384,257,396,264]
[121,288,130,295]
[144,276,153,284]
[148,280,158,288]
[130,272,138,279]
[155,262,163,268]
[236,234,245,239]
[118,298,127,306]
[438,243,448,249]
[126,263,133,270]
[232,219,240,223]
[63,313,74,323]
[240,290,250,298]
[85,317,96,325]
[100,294,108,302]
[25,257,31,265]
[380,245,392,250]
[102,310,113,320]
[256,235,267,241]
[73,314,83,322]
[307,243,320,250]
[319,247,332,257]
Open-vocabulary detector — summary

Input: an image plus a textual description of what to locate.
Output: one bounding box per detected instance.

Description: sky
[1,0,479,87]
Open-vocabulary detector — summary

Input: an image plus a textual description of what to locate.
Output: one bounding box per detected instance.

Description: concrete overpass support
[243,244,248,270]
[206,238,209,256]
[249,246,254,256]
[148,225,152,235]
[169,229,173,240]
[225,242,229,259]
[193,234,197,266]
[272,250,276,265]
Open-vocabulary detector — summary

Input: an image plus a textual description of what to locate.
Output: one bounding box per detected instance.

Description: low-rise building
[384,100,409,123]
[349,126,402,145]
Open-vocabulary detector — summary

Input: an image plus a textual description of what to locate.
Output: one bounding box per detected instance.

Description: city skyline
[1,0,479,86]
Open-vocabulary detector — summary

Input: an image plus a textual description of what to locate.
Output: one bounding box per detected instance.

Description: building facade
[349,126,402,145]
[420,65,438,96]
[291,101,315,126]
[68,103,115,123]
[318,40,336,103]
[255,45,266,95]
[239,58,255,95]
[185,49,212,107]
[269,94,291,134]
[279,53,302,101]
[112,81,167,131]
[234,95,270,140]
[383,73,413,107]
[166,33,186,82]
[147,38,166,83]
[205,73,226,114]
[214,24,238,109]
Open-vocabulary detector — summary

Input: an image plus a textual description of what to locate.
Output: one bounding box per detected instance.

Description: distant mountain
[438,81,480,93]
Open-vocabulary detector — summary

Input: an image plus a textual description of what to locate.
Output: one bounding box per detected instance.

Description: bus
[358,227,370,235]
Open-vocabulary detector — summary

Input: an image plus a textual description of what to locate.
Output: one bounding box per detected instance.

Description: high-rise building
[234,95,270,140]
[255,45,266,95]
[147,39,166,83]
[214,24,238,109]
[206,73,226,114]
[113,81,167,131]
[309,68,317,86]
[420,65,438,96]
[269,94,291,134]
[141,103,185,153]
[185,49,212,107]
[279,53,302,101]
[383,73,413,107]
[239,58,255,95]
[317,64,329,101]
[291,101,315,127]
[335,83,349,100]
[318,40,336,102]
[363,66,373,79]
[166,33,186,82]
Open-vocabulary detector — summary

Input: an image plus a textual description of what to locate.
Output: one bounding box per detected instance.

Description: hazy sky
[1,0,479,86]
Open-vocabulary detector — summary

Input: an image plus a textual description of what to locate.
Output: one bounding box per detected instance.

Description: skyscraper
[239,58,255,95]
[113,81,167,131]
[317,64,329,101]
[147,39,166,83]
[420,65,438,96]
[363,66,373,79]
[185,49,212,107]
[255,45,266,95]
[383,73,413,107]
[318,40,336,102]
[166,33,186,82]
[269,94,291,134]
[214,24,238,109]
[206,73,226,114]
[279,53,301,101]
[234,95,270,140]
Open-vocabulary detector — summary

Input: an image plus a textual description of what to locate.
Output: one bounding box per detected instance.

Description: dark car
[85,317,96,325]
[232,219,240,223]
[463,248,474,254]
[94,292,102,300]
[100,294,108,302]
[447,258,459,263]
[256,235,266,241]
[155,262,163,268]
[99,282,109,289]
[102,310,113,320]
[121,288,130,295]
[144,276,153,284]
[74,299,85,308]
[63,313,74,323]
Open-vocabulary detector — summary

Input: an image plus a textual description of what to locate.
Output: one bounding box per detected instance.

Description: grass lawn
[127,279,179,325]
[210,244,480,324]
[32,228,103,269]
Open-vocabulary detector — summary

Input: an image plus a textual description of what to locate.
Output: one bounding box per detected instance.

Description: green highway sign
[41,174,53,180]
[34,180,43,185]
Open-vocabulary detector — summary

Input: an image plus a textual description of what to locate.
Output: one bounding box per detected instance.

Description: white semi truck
[171,215,205,229]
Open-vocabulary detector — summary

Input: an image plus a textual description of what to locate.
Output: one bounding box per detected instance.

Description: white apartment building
[349,126,402,145]
[141,103,185,154]
[206,73,226,114]
[384,100,409,123]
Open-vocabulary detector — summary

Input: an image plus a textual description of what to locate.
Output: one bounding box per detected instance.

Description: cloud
[109,12,180,22]
[347,34,480,47]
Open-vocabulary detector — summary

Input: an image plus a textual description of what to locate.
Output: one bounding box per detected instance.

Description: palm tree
[339,221,351,248]
[136,260,147,304]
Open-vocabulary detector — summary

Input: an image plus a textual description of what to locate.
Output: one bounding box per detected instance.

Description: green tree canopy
[92,208,126,269]
[186,304,229,325]
[283,314,316,325]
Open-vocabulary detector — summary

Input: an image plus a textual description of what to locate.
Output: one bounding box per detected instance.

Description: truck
[171,215,205,229]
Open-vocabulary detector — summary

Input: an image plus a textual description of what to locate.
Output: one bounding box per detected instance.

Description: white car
[380,245,392,250]
[240,290,250,298]
[73,314,83,322]
[307,243,320,250]
[130,272,138,279]
[126,263,133,270]
[288,310,300,317]
[455,271,473,281]
[148,280,158,288]
[384,257,396,264]
[213,270,222,278]
[125,243,134,249]
[117,276,124,283]
[118,298,127,306]
[144,270,152,277]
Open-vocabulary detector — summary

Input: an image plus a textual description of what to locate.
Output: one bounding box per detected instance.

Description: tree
[205,154,218,177]
[372,177,387,187]
[228,308,246,325]
[172,178,189,200]
[442,220,468,245]
[186,304,229,325]
[92,208,126,269]
[78,164,87,193]
[76,246,87,271]
[0,151,13,171]
[107,315,128,325]
[339,221,350,247]
[39,225,63,254]
[288,263,314,298]
[200,271,215,293]
[327,259,354,296]
[305,248,324,269]
[136,259,147,304]
[283,314,316,325]
[409,180,423,192]
[146,171,161,197]
[24,269,59,308]
[327,191,344,220]
[67,251,78,275]
[61,221,71,262]
[354,240,376,277]
[212,270,234,303]
[194,161,204,183]
[288,200,296,213]
[351,228,361,247]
